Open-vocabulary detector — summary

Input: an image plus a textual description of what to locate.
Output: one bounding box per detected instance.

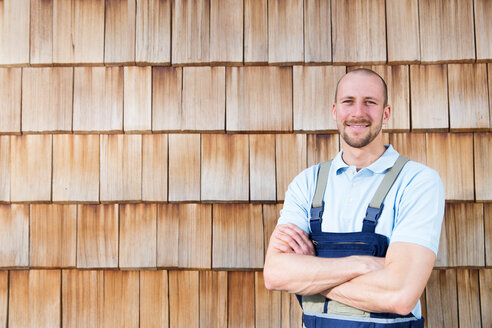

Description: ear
[382,105,391,124]
[331,103,337,121]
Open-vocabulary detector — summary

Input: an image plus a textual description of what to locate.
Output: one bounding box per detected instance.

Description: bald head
[334,68,388,108]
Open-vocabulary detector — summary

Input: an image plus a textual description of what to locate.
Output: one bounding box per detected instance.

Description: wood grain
[263,204,283,258]
[119,204,157,269]
[250,134,276,201]
[268,0,303,64]
[228,271,255,327]
[385,0,420,63]
[152,67,182,131]
[169,270,199,328]
[389,133,427,164]
[102,271,139,328]
[0,68,21,133]
[30,204,77,268]
[255,271,281,327]
[304,0,331,63]
[62,269,104,328]
[282,292,303,327]
[293,65,345,131]
[244,0,267,63]
[0,136,10,201]
[479,269,492,327]
[77,205,119,268]
[0,271,6,327]
[10,135,52,202]
[30,0,53,65]
[142,134,168,201]
[136,0,171,64]
[457,269,481,328]
[307,134,340,166]
[210,0,243,64]
[410,65,449,130]
[73,67,123,132]
[448,64,489,130]
[157,204,212,269]
[100,134,142,202]
[0,0,30,65]
[276,134,307,201]
[213,204,264,269]
[475,0,492,61]
[199,271,227,328]
[124,66,152,132]
[105,0,135,64]
[53,134,99,202]
[168,134,201,201]
[0,205,29,267]
[140,270,169,328]
[227,66,292,131]
[485,204,492,266]
[474,133,492,200]
[425,270,458,328]
[426,133,474,200]
[201,134,249,201]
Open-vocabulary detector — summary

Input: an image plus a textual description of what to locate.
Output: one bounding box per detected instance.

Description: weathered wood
[124,66,151,132]
[276,134,307,201]
[448,64,489,130]
[332,0,386,64]
[0,68,21,133]
[30,0,53,65]
[53,0,105,64]
[307,134,340,166]
[389,133,427,164]
[140,270,169,328]
[228,271,255,327]
[244,0,267,63]
[62,269,104,328]
[0,205,29,267]
[30,204,77,268]
[263,204,283,257]
[53,134,99,202]
[426,133,474,200]
[181,67,225,131]
[0,0,30,65]
[210,0,243,64]
[425,269,458,328]
[255,271,281,327]
[105,0,135,64]
[475,0,492,61]
[136,0,171,64]
[475,132,492,200]
[102,271,139,328]
[152,67,182,131]
[9,270,61,328]
[157,204,212,269]
[142,134,168,201]
[119,204,157,269]
[485,204,492,266]
[419,0,475,62]
[304,0,331,63]
[168,134,201,201]
[73,67,123,132]
[100,134,142,202]
[201,134,249,201]
[213,204,264,269]
[10,135,52,202]
[227,66,292,131]
[385,0,420,63]
[435,210,448,268]
[0,271,6,327]
[77,205,118,268]
[293,65,345,131]
[268,0,303,63]
[169,270,199,328]
[410,65,449,130]
[282,292,303,327]
[479,269,492,327]
[199,271,227,328]
[457,269,481,328]
[250,134,276,201]
[0,136,10,202]
[172,0,210,64]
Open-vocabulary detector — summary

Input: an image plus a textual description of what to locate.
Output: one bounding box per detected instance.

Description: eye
[342,99,352,104]
[366,100,377,105]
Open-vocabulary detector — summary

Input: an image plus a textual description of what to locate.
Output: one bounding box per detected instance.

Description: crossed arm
[263,223,435,315]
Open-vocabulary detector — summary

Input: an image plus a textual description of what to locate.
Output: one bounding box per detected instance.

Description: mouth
[345,121,371,129]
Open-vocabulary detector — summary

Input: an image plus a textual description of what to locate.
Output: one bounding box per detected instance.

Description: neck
[340,135,387,170]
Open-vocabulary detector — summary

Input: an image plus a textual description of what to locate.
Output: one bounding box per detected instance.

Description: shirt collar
[332,145,400,174]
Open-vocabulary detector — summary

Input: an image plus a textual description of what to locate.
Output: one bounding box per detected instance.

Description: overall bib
[298,156,425,328]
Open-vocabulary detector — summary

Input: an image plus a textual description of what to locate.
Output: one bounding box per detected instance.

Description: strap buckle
[310,203,324,221]
[364,205,383,223]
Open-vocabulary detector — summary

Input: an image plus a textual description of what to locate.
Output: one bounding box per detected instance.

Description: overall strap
[310,161,332,234]
[362,156,410,233]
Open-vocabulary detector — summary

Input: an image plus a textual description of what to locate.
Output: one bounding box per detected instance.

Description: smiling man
[263,69,445,328]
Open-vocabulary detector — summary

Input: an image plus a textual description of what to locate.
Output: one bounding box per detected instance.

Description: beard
[339,118,383,148]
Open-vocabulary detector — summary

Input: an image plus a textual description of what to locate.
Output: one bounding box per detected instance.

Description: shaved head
[334,68,388,108]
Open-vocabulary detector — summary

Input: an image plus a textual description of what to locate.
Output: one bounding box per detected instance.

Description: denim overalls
[298,156,425,328]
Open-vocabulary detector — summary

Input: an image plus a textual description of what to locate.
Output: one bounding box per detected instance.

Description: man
[263,69,444,327]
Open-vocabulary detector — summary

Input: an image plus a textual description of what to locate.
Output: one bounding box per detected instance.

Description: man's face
[331,73,390,149]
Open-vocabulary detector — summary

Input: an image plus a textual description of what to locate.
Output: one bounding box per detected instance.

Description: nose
[350,100,365,117]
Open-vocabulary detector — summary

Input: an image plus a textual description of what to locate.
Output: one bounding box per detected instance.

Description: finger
[272,240,294,253]
[278,225,314,255]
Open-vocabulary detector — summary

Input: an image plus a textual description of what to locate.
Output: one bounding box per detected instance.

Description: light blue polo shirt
[278,145,445,318]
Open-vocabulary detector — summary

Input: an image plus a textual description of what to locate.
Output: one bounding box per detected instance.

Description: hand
[271,224,315,256]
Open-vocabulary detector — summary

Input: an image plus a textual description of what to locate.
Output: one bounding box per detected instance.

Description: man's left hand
[272,223,315,256]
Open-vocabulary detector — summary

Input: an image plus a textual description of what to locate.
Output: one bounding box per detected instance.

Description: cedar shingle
[0,271,6,327]
[307,134,340,166]
[474,134,492,200]
[475,0,492,61]
[102,271,139,328]
[228,272,255,327]
[77,205,118,268]
[53,134,99,202]
[213,204,264,269]
[227,66,292,131]
[385,0,420,63]
[53,0,105,64]
[168,134,200,201]
[152,67,182,131]
[0,205,29,267]
[199,271,228,328]
[104,0,135,64]
[255,272,281,327]
[263,204,283,258]
[210,0,243,64]
[389,133,427,164]
[293,66,345,132]
[0,0,30,65]
[282,292,303,327]
[268,0,303,64]
[0,136,10,202]
[244,0,267,64]
[119,204,157,269]
[304,0,331,63]
[0,68,21,133]
[30,204,77,268]
[30,0,53,65]
[124,66,152,132]
[425,270,458,328]
[457,269,481,328]
[485,204,492,266]
[479,269,492,327]
[250,134,276,201]
[135,0,171,64]
[10,135,52,202]
[142,134,168,201]
[169,270,199,328]
[201,134,249,201]
[157,204,212,269]
[73,67,123,133]
[140,270,169,328]
[276,134,307,201]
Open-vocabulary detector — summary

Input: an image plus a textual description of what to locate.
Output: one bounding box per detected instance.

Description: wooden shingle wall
[0,0,490,326]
